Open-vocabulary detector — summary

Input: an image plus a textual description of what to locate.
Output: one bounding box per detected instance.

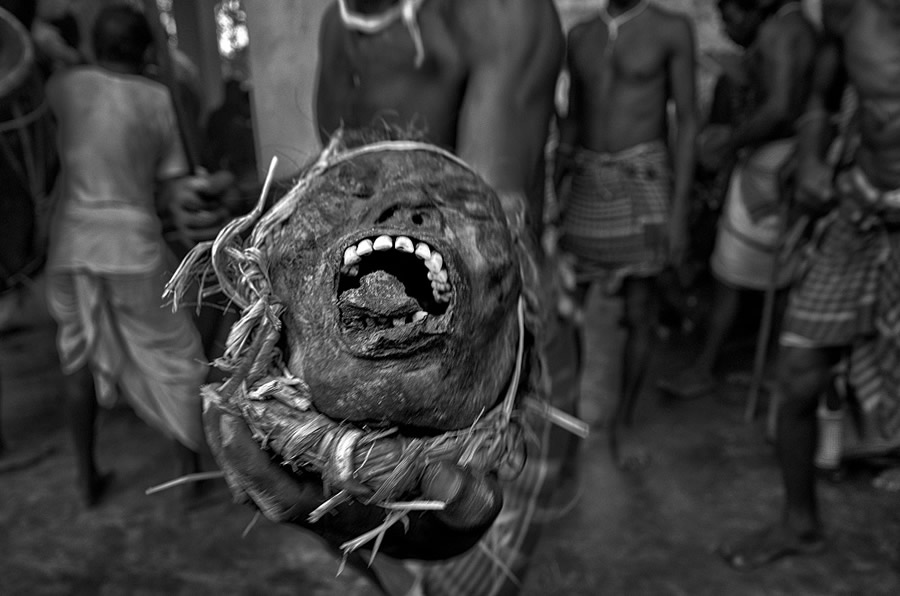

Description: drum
[0,6,55,292]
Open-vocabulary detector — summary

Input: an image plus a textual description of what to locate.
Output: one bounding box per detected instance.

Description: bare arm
[795,26,848,204]
[554,28,585,193]
[725,23,814,153]
[667,16,698,264]
[455,0,565,234]
[313,4,343,145]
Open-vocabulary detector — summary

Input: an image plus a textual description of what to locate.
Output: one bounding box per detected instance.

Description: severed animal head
[261,137,523,432]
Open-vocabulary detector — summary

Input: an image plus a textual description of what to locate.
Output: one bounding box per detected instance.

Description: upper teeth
[342,235,451,303]
[373,235,393,251]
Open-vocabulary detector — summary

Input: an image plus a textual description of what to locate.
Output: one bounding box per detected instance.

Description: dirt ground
[2,276,899,596]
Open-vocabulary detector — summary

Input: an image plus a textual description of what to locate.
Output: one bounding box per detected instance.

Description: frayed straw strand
[144,471,225,495]
[242,511,261,538]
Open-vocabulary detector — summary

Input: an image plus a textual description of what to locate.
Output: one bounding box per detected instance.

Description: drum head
[0,6,33,100]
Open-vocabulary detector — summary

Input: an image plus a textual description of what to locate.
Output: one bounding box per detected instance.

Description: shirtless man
[315,0,563,237]
[555,0,697,466]
[658,0,817,400]
[719,0,900,569]
[202,1,569,592]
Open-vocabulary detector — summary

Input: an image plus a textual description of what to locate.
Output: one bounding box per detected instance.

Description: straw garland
[165,135,549,557]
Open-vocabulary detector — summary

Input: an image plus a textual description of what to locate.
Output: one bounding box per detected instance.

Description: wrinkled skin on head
[267,149,521,431]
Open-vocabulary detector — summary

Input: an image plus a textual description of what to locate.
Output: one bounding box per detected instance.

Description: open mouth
[337,234,453,340]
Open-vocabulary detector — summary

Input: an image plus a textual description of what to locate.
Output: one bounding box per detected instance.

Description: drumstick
[142,0,201,174]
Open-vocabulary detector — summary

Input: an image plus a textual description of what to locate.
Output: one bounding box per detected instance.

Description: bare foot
[718,524,825,570]
[873,467,900,492]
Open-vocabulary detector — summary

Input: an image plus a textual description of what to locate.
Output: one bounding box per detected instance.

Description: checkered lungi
[781,167,900,441]
[559,141,670,293]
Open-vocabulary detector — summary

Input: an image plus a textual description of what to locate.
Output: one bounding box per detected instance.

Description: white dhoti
[46,263,207,451]
[710,139,795,290]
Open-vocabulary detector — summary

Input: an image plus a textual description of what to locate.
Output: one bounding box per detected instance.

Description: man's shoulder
[758,9,817,50]
[645,4,693,39]
[452,0,560,34]
[48,64,97,87]
[567,16,603,42]
[452,0,563,62]
[620,5,693,53]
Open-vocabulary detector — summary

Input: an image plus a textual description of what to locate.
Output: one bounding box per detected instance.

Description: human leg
[778,346,839,532]
[659,279,741,399]
[619,277,657,427]
[607,277,656,468]
[63,363,111,506]
[720,344,838,569]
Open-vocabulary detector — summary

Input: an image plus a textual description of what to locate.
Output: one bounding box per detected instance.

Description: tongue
[339,270,420,319]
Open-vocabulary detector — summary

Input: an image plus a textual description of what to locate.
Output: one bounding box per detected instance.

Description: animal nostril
[375,207,398,224]
[411,213,424,225]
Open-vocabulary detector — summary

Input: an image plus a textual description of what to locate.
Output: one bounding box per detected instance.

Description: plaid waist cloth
[558,142,671,291]
[782,169,900,440]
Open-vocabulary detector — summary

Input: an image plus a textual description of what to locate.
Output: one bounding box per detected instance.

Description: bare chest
[319,15,467,137]
[572,21,668,86]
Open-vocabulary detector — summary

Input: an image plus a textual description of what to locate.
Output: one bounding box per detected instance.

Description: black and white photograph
[1,0,898,594]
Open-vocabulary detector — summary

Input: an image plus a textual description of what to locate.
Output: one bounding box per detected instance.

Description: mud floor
[2,277,898,595]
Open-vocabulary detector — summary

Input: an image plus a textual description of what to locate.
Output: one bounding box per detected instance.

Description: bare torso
[315,0,564,229]
[744,7,817,141]
[564,4,689,153]
[844,0,900,189]
[315,0,466,147]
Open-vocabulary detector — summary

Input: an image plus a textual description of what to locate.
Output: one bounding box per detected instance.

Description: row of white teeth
[342,235,451,303]
[360,310,429,330]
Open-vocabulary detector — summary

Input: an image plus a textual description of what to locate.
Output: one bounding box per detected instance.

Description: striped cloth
[780,168,900,443]
[559,141,671,293]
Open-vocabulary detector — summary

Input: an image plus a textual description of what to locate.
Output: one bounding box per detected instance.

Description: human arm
[157,170,241,245]
[203,401,502,560]
[553,28,584,198]
[794,28,847,208]
[454,0,565,235]
[701,21,814,165]
[666,16,698,267]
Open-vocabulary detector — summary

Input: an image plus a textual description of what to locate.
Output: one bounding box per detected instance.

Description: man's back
[315,0,564,230]
[48,66,186,211]
[46,66,188,275]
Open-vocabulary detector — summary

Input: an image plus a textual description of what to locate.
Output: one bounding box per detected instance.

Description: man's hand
[162,170,239,247]
[697,126,733,172]
[795,157,836,212]
[203,401,502,560]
